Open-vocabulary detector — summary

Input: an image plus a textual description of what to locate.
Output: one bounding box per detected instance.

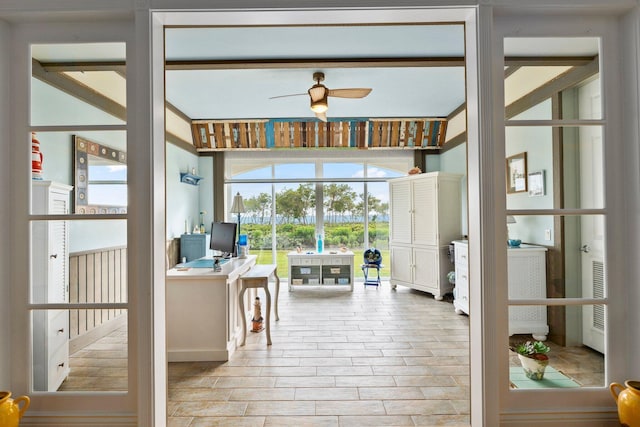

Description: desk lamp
[230,192,246,244]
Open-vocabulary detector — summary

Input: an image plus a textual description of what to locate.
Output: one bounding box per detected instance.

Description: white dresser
[32,181,72,391]
[388,172,461,299]
[452,240,469,315]
[453,241,549,340]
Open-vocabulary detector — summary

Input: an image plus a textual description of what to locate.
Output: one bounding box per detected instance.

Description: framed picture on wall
[506,152,528,194]
[528,170,545,196]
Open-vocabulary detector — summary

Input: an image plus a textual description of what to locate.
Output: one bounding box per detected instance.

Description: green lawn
[250,248,390,279]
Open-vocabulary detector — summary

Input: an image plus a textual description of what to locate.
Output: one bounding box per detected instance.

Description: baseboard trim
[21,412,136,426]
[501,409,619,426]
[69,314,127,354]
[167,348,229,362]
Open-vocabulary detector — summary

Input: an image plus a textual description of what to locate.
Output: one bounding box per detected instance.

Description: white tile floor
[167,283,470,426]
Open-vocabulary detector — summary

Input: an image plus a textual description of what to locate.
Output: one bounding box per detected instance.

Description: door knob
[580,244,590,253]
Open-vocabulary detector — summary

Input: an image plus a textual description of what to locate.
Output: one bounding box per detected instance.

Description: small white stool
[238,264,280,346]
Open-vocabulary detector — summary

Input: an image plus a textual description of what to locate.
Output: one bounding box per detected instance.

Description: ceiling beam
[37,55,596,72]
[165,57,466,70]
[33,58,127,120]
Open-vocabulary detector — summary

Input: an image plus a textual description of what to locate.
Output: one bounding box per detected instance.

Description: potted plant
[511,340,550,380]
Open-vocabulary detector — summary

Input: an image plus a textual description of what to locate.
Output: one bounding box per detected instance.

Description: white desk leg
[264,286,272,346]
[273,270,280,321]
[238,286,247,346]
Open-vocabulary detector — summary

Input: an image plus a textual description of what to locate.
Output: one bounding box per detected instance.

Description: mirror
[74,135,127,214]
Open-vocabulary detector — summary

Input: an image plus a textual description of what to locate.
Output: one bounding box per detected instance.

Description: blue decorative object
[180,172,203,185]
[508,239,522,247]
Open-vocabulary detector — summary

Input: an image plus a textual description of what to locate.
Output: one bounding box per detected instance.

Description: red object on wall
[31,132,43,180]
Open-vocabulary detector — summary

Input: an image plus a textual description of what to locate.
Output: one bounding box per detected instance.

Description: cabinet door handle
[49,254,58,259]
[580,244,590,253]
[57,328,65,335]
[58,362,65,368]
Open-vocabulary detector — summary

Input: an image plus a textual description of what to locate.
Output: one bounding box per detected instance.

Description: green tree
[324,184,357,223]
[276,184,315,224]
[244,193,272,224]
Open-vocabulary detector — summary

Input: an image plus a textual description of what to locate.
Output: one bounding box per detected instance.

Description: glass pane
[505,126,603,210]
[509,305,604,389]
[32,308,128,392]
[274,163,315,180]
[503,37,601,121]
[323,162,363,179]
[228,182,276,266]
[367,161,411,178]
[505,214,605,300]
[366,182,390,278]
[275,182,317,278]
[30,131,128,215]
[31,219,127,304]
[31,43,126,127]
[322,182,363,252]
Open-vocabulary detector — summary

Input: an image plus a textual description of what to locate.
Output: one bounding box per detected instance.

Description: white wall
[506,99,555,245]
[166,143,203,239]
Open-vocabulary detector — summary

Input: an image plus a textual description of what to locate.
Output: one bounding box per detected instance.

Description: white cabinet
[32,181,72,391]
[453,241,549,340]
[288,251,355,291]
[388,172,461,299]
[508,245,549,341]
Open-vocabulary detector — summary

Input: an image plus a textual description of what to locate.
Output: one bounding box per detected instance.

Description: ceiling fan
[270,72,372,121]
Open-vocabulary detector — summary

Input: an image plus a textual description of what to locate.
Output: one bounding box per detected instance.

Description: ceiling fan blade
[268,93,307,99]
[315,111,327,122]
[328,88,372,99]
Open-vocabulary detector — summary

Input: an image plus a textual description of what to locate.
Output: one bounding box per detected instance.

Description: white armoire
[32,181,72,391]
[388,172,462,299]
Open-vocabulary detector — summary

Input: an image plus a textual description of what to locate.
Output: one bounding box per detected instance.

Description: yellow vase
[610,380,640,427]
[0,391,30,427]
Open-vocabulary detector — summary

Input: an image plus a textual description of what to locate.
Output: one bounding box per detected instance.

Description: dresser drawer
[298,257,321,266]
[48,310,69,354]
[455,245,468,267]
[455,269,468,287]
[48,342,69,390]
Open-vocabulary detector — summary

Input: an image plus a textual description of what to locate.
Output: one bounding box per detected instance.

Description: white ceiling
[164,25,467,120]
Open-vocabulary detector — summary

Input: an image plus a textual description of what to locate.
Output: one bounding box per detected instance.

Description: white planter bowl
[518,354,549,380]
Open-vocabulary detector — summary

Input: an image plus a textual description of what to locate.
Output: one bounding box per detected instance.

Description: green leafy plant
[510,340,550,360]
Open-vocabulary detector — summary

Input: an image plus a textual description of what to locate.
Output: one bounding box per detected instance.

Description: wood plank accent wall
[192,118,447,151]
[68,246,127,340]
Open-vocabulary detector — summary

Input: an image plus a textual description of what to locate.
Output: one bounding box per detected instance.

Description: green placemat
[179,257,229,268]
[509,366,581,389]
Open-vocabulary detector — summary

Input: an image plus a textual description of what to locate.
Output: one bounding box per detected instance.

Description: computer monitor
[209,221,237,258]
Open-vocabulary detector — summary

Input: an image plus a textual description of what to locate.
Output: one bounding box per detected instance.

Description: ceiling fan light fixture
[309,85,329,113]
[311,99,328,113]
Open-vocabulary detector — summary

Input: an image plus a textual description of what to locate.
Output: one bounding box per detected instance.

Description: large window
[503,37,607,392]
[225,151,410,277]
[29,43,129,394]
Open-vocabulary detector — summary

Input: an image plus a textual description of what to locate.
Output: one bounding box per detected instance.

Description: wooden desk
[238,264,280,346]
